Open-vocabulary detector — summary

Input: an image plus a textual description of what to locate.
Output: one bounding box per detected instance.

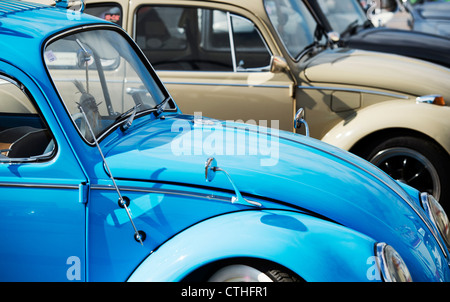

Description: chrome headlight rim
[376,243,413,282]
[420,192,450,251]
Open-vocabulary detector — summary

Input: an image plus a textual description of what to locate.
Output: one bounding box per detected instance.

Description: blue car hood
[103,114,446,280]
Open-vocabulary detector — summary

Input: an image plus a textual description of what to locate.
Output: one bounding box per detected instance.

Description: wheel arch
[321,100,450,157]
[127,210,379,282]
[349,127,450,160]
[181,256,304,282]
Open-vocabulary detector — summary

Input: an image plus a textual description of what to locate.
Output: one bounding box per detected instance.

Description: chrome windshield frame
[42,24,177,145]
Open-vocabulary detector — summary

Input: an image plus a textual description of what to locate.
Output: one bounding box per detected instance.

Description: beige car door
[133,5,295,132]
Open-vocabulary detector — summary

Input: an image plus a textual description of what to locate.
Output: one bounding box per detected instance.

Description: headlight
[421,192,450,249]
[376,243,412,282]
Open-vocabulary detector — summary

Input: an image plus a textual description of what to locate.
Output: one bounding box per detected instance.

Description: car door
[132,4,295,132]
[0,64,88,281]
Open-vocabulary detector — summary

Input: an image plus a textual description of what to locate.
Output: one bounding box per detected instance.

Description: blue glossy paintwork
[98,115,449,281]
[0,1,448,282]
[128,210,380,282]
[0,61,87,281]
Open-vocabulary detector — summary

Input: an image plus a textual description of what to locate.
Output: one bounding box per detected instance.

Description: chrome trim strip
[161,82,409,98]
[163,81,291,89]
[90,184,236,203]
[297,85,410,99]
[0,181,79,189]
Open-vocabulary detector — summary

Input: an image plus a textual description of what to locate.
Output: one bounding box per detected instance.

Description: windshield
[317,0,367,34]
[44,28,171,143]
[264,0,320,59]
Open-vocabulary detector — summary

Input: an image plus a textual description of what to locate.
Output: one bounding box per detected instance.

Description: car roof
[0,0,110,75]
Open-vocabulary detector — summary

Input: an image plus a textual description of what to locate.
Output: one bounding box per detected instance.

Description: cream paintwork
[304,49,450,100]
[160,71,294,131]
[322,100,450,156]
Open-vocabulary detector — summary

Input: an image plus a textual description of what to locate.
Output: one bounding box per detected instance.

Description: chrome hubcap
[370,147,441,199]
[207,265,273,282]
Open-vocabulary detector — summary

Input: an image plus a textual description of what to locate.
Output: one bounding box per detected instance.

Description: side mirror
[205,157,218,182]
[270,55,288,73]
[294,108,310,137]
[204,157,262,207]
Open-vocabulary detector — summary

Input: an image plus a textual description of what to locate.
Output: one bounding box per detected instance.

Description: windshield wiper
[297,24,329,60]
[116,104,141,131]
[340,19,360,37]
[153,96,171,118]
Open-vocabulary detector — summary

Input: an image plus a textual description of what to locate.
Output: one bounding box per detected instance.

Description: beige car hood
[303,49,450,99]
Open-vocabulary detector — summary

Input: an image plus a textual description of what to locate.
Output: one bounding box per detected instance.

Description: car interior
[0,79,54,159]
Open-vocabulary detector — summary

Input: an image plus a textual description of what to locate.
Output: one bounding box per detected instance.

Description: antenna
[78,105,146,245]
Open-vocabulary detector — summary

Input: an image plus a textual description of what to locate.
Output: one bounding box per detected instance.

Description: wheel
[207,264,300,282]
[365,136,450,211]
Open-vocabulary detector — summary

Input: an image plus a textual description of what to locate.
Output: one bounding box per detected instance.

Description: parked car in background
[75,0,450,211]
[363,0,450,37]
[314,0,450,69]
[4,0,450,282]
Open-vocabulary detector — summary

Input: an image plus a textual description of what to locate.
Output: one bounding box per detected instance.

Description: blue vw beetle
[0,0,449,282]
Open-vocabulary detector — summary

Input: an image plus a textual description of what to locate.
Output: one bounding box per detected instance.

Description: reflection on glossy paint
[106,193,164,226]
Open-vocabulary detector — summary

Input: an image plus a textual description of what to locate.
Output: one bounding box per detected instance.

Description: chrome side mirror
[294,108,310,137]
[205,157,218,182]
[270,55,288,73]
[205,157,261,207]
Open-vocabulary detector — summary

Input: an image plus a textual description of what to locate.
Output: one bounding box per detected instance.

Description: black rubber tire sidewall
[366,136,450,211]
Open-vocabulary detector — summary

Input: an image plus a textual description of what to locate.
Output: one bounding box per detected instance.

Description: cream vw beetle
[70,0,450,209]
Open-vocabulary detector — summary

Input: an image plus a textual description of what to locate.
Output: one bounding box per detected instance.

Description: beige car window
[0,77,54,160]
[264,0,317,59]
[316,0,366,34]
[85,3,122,26]
[135,6,271,71]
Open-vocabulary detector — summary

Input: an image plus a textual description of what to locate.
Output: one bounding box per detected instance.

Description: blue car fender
[128,210,380,282]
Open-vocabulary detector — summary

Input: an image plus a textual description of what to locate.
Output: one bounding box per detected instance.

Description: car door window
[85,3,122,26]
[264,0,318,59]
[0,76,54,161]
[135,6,271,71]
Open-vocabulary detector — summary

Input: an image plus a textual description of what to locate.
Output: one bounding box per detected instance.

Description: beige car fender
[321,99,450,156]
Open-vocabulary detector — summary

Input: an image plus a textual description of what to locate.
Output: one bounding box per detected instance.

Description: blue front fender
[128,210,380,282]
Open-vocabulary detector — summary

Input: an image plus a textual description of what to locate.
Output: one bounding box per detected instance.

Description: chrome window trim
[133,5,273,73]
[43,24,176,147]
[227,11,237,73]
[0,74,58,164]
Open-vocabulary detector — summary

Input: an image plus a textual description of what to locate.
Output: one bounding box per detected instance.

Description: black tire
[364,136,450,211]
[207,264,301,282]
[266,269,301,282]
